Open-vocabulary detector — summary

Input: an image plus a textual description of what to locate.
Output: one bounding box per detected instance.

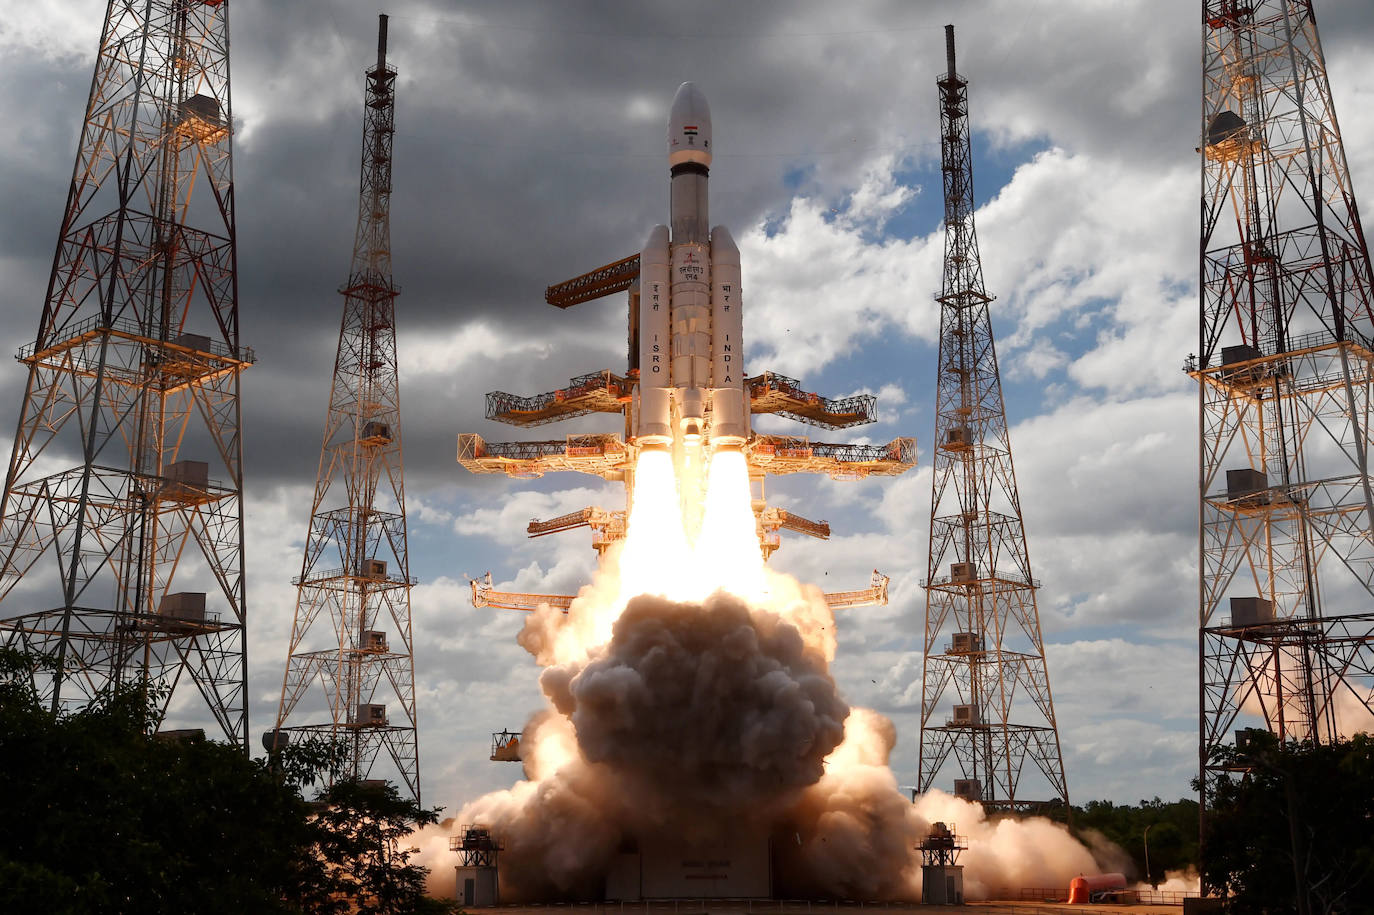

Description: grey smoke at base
[542,592,849,827]
[444,589,1135,902]
[475,591,929,901]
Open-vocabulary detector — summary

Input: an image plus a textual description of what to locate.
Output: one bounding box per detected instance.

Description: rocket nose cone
[668,81,712,167]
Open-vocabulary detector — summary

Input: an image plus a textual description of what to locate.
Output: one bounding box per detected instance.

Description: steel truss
[468,569,890,612]
[744,372,877,429]
[0,0,250,746]
[457,432,915,481]
[1202,612,1374,754]
[918,26,1069,812]
[483,368,877,432]
[1195,0,1374,861]
[271,18,421,802]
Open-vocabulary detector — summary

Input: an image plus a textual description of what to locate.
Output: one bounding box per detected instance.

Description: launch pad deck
[459,901,1187,915]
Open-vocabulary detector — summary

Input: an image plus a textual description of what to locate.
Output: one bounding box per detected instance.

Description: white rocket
[637,82,749,452]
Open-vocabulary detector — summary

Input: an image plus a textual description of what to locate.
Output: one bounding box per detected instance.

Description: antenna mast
[918,24,1070,812]
[270,14,422,801]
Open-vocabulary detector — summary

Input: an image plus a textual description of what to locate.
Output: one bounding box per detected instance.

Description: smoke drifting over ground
[426,453,1114,901]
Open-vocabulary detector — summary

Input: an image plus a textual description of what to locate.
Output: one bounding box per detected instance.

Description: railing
[921,567,1040,589]
[17,312,255,364]
[1008,884,1197,906]
[1185,326,1374,374]
[293,567,416,587]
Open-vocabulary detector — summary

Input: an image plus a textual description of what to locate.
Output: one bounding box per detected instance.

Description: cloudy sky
[3,0,1373,810]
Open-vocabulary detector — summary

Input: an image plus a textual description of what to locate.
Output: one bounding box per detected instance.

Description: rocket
[636,82,749,453]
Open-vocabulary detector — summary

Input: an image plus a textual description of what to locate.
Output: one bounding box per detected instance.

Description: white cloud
[0,8,100,63]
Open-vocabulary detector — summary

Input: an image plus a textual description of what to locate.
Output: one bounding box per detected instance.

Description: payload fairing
[637,82,749,452]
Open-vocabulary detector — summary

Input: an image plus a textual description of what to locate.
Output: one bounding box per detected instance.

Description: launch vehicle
[636,82,749,453]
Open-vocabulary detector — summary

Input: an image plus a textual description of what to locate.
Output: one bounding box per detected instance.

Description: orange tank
[1067,873,1127,904]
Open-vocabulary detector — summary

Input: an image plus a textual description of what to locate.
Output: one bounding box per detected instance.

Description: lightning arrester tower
[1194,0,1374,866]
[918,25,1069,813]
[269,15,421,801]
[0,0,252,744]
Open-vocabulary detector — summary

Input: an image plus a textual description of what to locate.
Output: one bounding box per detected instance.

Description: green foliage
[0,648,454,914]
[1070,795,1200,884]
[1203,732,1374,915]
[307,779,455,915]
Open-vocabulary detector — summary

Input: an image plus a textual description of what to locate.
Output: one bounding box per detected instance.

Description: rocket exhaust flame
[616,448,692,609]
[697,448,768,604]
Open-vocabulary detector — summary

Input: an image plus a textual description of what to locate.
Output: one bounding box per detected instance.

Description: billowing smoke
[1138,869,1201,894]
[542,591,848,827]
[777,709,928,899]
[422,451,1117,901]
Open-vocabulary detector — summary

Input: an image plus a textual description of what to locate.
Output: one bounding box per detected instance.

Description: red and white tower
[918,25,1070,812]
[270,16,421,801]
[0,0,252,745]
[1194,0,1374,866]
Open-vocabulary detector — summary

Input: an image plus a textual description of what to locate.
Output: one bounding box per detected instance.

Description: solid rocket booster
[637,82,748,450]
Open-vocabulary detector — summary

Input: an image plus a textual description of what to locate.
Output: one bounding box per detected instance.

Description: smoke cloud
[421,453,1118,902]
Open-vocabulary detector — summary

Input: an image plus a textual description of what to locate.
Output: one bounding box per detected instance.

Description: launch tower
[270,16,421,801]
[917,26,1069,812]
[0,0,252,744]
[1193,0,1374,860]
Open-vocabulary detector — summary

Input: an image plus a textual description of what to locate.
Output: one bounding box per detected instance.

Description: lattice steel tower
[0,0,252,745]
[918,26,1069,812]
[1194,0,1374,844]
[270,16,420,802]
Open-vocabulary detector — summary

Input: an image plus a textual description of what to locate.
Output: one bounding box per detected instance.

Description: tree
[1203,732,1374,914]
[307,779,453,915]
[0,648,456,913]
[1070,796,1200,881]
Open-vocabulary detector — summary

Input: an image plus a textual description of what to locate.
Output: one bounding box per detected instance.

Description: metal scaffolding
[484,369,877,431]
[458,432,914,482]
[270,16,422,802]
[918,26,1069,813]
[545,253,641,309]
[486,371,632,427]
[0,0,251,745]
[745,372,877,429]
[468,569,890,612]
[1193,0,1374,867]
[521,504,826,559]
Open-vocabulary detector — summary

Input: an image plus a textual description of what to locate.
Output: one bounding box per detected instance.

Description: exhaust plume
[426,450,1114,901]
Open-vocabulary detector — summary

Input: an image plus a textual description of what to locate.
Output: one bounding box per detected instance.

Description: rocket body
[637,82,748,451]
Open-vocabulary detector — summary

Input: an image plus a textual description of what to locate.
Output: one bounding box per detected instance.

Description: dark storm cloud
[9,0,1355,492]
[5,0,1372,546]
